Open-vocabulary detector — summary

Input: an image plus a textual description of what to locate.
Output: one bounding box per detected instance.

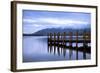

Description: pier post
[76,31,78,60]
[69,32,72,47]
[54,32,56,50]
[63,32,66,45]
[49,33,53,53]
[83,31,86,47]
[47,33,50,53]
[83,31,86,59]
[50,33,52,44]
[57,32,60,43]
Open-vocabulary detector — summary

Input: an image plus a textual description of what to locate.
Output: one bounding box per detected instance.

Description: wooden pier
[48,31,91,57]
[48,31,90,44]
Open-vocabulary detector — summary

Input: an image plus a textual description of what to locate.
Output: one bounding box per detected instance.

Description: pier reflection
[47,31,91,60]
[48,43,90,60]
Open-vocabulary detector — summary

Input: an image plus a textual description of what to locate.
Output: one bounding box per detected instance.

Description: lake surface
[23,36,91,62]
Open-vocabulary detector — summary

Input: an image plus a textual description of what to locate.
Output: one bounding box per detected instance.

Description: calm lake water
[23,36,91,62]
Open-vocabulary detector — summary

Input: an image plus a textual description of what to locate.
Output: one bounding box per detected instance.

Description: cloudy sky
[22,10,91,34]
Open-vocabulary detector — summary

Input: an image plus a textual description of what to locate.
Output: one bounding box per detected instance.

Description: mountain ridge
[23,28,90,36]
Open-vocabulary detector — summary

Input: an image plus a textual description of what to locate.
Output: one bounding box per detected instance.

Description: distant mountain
[23,28,90,36]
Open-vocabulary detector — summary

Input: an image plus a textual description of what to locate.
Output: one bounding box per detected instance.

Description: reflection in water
[23,36,91,62]
[48,32,91,60]
[48,42,91,60]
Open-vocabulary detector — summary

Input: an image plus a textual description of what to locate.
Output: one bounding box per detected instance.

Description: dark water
[23,36,91,62]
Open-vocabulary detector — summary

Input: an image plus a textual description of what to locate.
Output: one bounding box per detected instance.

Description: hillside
[23,28,90,36]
